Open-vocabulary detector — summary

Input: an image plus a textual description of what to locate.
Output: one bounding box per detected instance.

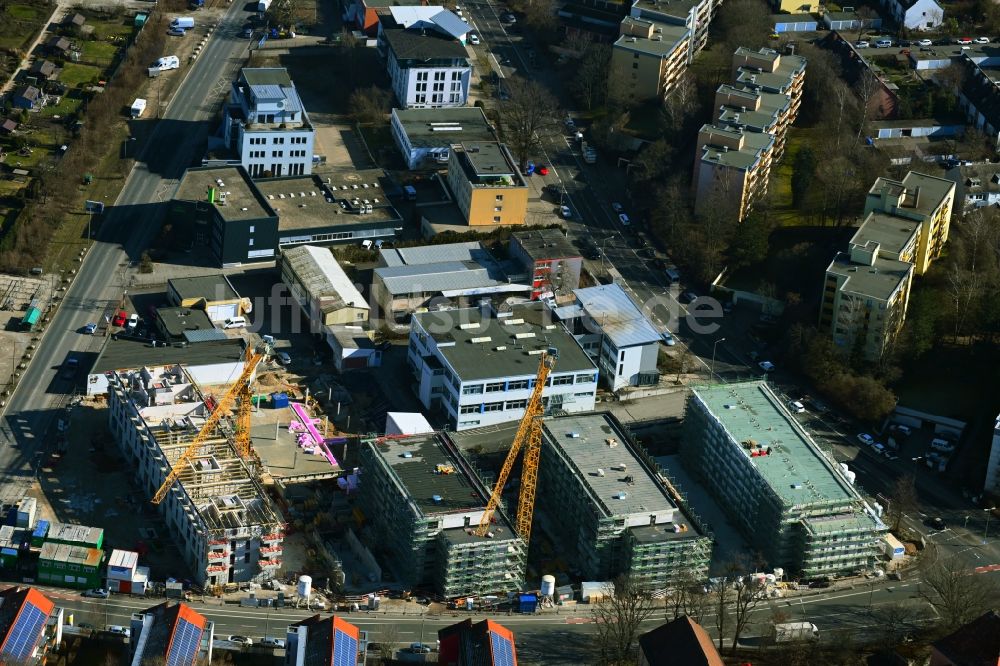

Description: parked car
[872,442,886,455]
[618,213,630,226]
[228,635,253,646]
[956,37,973,45]
[167,27,186,36]
[560,205,573,219]
[409,643,433,654]
[611,202,624,213]
[468,33,480,45]
[127,313,140,331]
[930,438,956,453]
[82,323,97,335]
[276,351,291,366]
[679,291,697,304]
[927,516,946,530]
[538,165,549,175]
[874,38,892,48]
[224,316,247,329]
[975,36,990,44]
[917,38,932,46]
[855,40,870,48]
[857,433,875,446]
[259,637,286,648]
[108,626,130,637]
[891,424,912,436]
[82,588,109,598]
[788,400,806,414]
[61,357,79,380]
[150,56,180,71]
[500,12,516,23]
[758,360,775,372]
[661,332,676,346]
[112,310,127,327]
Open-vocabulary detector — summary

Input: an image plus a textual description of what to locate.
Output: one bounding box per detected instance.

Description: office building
[0,586,62,665]
[439,619,518,666]
[286,615,366,666]
[446,142,529,227]
[222,68,315,178]
[509,229,583,300]
[682,382,886,577]
[390,107,496,169]
[279,245,369,328]
[610,17,691,104]
[107,365,284,587]
[357,434,526,597]
[381,24,471,109]
[129,602,214,666]
[539,413,712,587]
[407,302,598,431]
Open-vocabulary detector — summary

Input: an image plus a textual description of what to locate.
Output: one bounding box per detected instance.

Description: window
[451,82,462,91]
[633,62,639,69]
[460,404,480,414]
[483,401,504,413]
[494,206,503,212]
[450,93,461,102]
[506,399,527,410]
[272,150,283,157]
[249,226,255,233]
[459,419,481,427]
[508,380,529,391]
[452,71,462,80]
[418,71,428,81]
[575,373,596,384]
[495,194,504,201]
[551,375,573,386]
[416,94,426,104]
[462,384,484,395]
[416,83,427,92]
[493,215,501,222]
[433,82,445,92]
[434,71,445,81]
[248,238,254,246]
[432,94,443,103]
[485,382,505,392]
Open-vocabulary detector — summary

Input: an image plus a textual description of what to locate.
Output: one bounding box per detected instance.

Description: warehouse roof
[375,261,516,296]
[691,382,863,508]
[413,302,596,382]
[169,275,241,302]
[573,284,661,348]
[391,107,495,149]
[92,338,245,375]
[174,167,275,222]
[281,245,368,312]
[380,241,491,267]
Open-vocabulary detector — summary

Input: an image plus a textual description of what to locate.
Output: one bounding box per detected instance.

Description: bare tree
[496,77,561,170]
[855,69,883,144]
[885,473,919,533]
[377,624,401,664]
[708,578,731,651]
[592,575,657,664]
[665,572,710,623]
[919,552,1000,629]
[664,72,697,133]
[869,601,923,645]
[348,85,392,125]
[729,573,767,651]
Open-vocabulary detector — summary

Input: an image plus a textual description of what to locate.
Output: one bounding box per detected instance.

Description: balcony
[260,544,283,556]
[260,558,282,568]
[208,538,228,546]
[206,564,229,573]
[208,550,229,561]
[262,531,284,542]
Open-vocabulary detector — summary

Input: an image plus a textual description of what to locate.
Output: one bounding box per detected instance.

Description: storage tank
[297,575,312,600]
[846,471,856,485]
[541,575,556,597]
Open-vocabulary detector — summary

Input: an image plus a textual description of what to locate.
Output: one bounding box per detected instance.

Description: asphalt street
[0,3,255,504]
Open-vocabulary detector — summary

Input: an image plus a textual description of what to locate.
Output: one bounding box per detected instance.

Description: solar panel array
[332,626,358,666]
[167,616,204,666]
[2,602,47,662]
[490,631,516,666]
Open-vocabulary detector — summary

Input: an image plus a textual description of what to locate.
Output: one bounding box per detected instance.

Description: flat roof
[174,167,275,222]
[691,382,863,508]
[574,284,661,348]
[413,302,596,381]
[512,229,580,261]
[458,142,517,178]
[380,241,491,267]
[392,107,495,149]
[376,261,509,296]
[827,252,912,301]
[632,0,705,20]
[382,28,469,60]
[868,171,955,217]
[699,125,773,169]
[39,542,102,567]
[613,19,689,56]
[771,13,817,22]
[92,338,245,375]
[257,170,402,230]
[155,307,216,338]
[851,211,920,257]
[541,413,679,520]
[168,275,240,302]
[281,245,368,311]
[47,523,102,544]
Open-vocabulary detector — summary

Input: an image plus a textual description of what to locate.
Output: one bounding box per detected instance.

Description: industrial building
[373,241,529,322]
[390,106,496,169]
[509,229,582,300]
[167,274,246,323]
[107,364,285,587]
[439,619,518,666]
[129,602,214,666]
[0,586,63,665]
[682,382,886,577]
[279,245,370,328]
[538,413,712,587]
[357,434,526,597]
[153,307,217,342]
[323,325,383,371]
[286,614,366,666]
[407,302,598,431]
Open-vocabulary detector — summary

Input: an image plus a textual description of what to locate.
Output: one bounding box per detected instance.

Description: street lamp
[985,508,996,544]
[711,338,726,379]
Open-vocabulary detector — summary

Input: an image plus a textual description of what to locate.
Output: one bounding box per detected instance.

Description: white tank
[541,575,556,597]
[297,575,312,599]
[846,471,857,485]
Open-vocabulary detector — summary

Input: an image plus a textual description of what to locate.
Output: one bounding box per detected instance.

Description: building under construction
[107,364,284,587]
[537,413,712,588]
[682,381,886,577]
[357,434,526,598]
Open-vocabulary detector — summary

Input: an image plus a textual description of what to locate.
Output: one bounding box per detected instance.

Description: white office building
[381,27,471,109]
[407,302,598,431]
[223,68,315,178]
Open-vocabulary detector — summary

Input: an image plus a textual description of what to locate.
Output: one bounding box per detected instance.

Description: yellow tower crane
[151,344,268,505]
[475,349,557,545]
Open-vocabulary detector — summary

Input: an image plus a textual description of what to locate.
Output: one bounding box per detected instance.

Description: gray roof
[281,245,367,311]
[382,28,470,61]
[391,107,495,149]
[613,18,690,57]
[413,302,596,382]
[168,274,240,302]
[867,172,954,218]
[458,142,516,177]
[850,211,920,258]
[380,241,488,267]
[239,68,304,114]
[375,261,505,295]
[183,329,228,343]
[155,307,215,338]
[699,125,773,169]
[92,337,245,375]
[174,166,276,223]
[826,252,913,302]
[574,284,661,348]
[541,413,679,520]
[511,229,580,262]
[387,6,469,39]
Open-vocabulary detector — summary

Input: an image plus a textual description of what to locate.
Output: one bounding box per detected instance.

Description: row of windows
[459,399,529,414]
[416,71,463,81]
[248,135,307,145]
[460,373,595,394]
[413,93,463,104]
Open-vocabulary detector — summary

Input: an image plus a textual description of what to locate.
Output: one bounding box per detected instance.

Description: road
[0,2,256,504]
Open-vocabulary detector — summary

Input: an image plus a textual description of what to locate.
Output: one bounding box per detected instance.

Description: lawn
[80,40,119,67]
[38,95,83,119]
[59,63,103,88]
[0,1,51,51]
[87,16,134,41]
[0,144,51,170]
[767,127,822,227]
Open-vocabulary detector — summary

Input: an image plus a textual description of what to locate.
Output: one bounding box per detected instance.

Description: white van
[151,55,180,71]
[223,316,246,329]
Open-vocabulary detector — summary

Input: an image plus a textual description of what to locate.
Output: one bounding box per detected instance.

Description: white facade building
[381,28,471,109]
[986,414,1000,495]
[223,68,315,178]
[407,303,598,431]
[879,0,943,30]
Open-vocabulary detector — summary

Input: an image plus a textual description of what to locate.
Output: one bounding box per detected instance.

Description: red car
[538,165,549,175]
[112,310,127,327]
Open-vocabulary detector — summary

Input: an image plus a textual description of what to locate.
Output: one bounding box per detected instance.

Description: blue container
[271,392,289,409]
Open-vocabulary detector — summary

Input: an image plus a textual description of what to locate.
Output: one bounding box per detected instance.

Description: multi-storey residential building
[0,587,63,665]
[286,615,366,666]
[222,68,315,179]
[610,17,691,104]
[509,229,583,300]
[107,365,284,587]
[629,0,720,62]
[732,47,806,121]
[985,414,1000,496]
[407,302,598,431]
[357,433,526,597]
[129,602,214,666]
[439,619,518,666]
[446,142,529,226]
[863,171,955,276]
[682,382,886,577]
[693,124,774,221]
[381,27,471,109]
[540,413,712,587]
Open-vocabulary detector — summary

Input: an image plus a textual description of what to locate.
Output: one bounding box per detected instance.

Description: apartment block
[223,68,315,179]
[863,171,955,276]
[540,413,712,587]
[610,17,691,104]
[286,615,366,666]
[357,434,526,598]
[682,382,886,577]
[693,124,774,221]
[129,602,214,666]
[446,142,529,227]
[509,229,583,300]
[629,0,720,62]
[407,302,598,431]
[107,365,284,587]
[381,27,471,109]
[732,46,806,124]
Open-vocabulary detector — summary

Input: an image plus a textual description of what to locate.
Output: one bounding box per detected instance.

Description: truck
[170,16,195,29]
[772,622,819,643]
[130,98,147,118]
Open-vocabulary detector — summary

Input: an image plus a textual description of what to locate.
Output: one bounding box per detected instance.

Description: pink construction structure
[289,402,339,467]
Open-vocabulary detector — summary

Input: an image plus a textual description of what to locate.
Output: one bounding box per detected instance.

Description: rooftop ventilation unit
[470,336,492,343]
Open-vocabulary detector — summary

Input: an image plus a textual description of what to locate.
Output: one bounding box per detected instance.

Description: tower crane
[151,344,268,505]
[475,348,557,545]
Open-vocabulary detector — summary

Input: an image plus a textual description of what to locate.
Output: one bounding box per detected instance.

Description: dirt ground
[0,273,59,397]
